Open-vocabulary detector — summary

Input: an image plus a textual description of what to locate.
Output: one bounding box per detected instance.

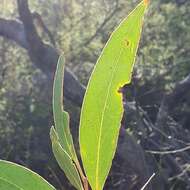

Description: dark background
[0,0,190,189]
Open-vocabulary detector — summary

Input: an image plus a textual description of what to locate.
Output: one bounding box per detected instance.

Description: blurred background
[0,0,190,189]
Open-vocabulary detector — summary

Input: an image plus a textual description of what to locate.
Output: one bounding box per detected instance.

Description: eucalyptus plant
[0,1,148,190]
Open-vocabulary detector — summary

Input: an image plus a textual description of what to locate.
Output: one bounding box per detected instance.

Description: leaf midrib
[95,47,124,190]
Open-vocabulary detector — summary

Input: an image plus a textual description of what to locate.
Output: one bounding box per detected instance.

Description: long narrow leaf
[0,160,55,190]
[53,55,77,161]
[52,55,84,189]
[79,1,148,190]
[50,127,83,190]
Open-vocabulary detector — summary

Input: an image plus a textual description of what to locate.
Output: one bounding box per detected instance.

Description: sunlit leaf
[79,1,148,190]
[0,178,21,190]
[50,127,83,190]
[0,160,55,190]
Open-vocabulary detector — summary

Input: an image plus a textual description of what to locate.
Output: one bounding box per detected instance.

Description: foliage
[50,1,147,190]
[79,2,147,189]
[0,1,147,190]
[0,0,190,189]
[139,0,190,84]
[50,55,84,190]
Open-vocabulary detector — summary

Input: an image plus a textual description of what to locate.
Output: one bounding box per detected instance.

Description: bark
[0,18,28,49]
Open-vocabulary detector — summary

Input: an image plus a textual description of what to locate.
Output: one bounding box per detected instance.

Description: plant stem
[74,159,89,190]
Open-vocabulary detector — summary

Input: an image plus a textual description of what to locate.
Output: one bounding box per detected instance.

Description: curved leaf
[79,1,148,190]
[0,160,55,190]
[52,55,84,189]
[53,55,77,160]
[50,127,83,190]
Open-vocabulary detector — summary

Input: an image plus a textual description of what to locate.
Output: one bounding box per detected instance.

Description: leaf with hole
[79,1,148,190]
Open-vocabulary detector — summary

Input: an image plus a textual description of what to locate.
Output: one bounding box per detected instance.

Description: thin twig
[74,159,89,190]
[140,173,155,190]
[146,145,190,155]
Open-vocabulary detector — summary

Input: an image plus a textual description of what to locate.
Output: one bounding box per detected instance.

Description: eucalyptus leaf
[53,55,77,161]
[79,1,148,190]
[0,178,21,190]
[0,160,55,190]
[51,55,84,189]
[50,127,84,190]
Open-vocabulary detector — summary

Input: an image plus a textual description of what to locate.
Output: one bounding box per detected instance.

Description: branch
[16,0,85,105]
[0,0,85,106]
[0,18,28,49]
[17,0,52,74]
[82,4,121,46]
[17,0,43,50]
[146,145,190,155]
[32,12,56,46]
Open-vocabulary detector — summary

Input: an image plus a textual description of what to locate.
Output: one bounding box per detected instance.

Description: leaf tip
[143,0,149,6]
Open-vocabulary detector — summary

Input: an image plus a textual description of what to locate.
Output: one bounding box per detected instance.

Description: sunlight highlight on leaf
[79,1,148,190]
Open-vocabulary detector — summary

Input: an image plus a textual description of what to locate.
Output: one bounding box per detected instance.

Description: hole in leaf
[124,38,130,47]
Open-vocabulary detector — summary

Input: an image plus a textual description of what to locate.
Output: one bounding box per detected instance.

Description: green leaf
[0,178,21,190]
[52,55,84,189]
[0,160,55,190]
[50,127,83,190]
[79,1,148,190]
[53,55,77,161]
